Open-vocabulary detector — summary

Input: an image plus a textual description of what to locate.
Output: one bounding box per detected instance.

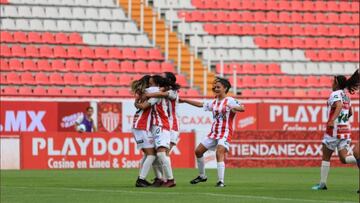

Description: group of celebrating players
[130,69,359,191]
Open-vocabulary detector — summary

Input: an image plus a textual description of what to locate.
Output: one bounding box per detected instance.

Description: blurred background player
[180,77,245,187]
[75,106,97,133]
[136,75,176,187]
[312,71,359,191]
[131,75,158,187]
[144,72,181,186]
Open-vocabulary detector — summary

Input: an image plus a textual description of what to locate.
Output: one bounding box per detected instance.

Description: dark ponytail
[335,69,359,94]
[164,72,180,91]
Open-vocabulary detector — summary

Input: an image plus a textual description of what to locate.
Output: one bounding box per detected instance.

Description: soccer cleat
[135,177,151,187]
[311,183,327,190]
[151,178,164,187]
[190,176,207,184]
[162,179,176,187]
[216,181,225,187]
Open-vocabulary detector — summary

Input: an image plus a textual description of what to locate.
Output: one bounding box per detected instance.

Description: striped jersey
[204,97,240,141]
[132,87,159,131]
[326,90,351,138]
[167,90,179,132]
[149,96,171,131]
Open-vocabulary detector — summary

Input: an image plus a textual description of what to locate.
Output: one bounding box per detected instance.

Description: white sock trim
[197,157,206,178]
[157,152,174,180]
[320,161,330,184]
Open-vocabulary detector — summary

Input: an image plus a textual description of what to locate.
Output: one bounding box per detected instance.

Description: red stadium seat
[67,47,81,58]
[294,76,307,87]
[307,89,319,98]
[108,48,122,59]
[268,89,282,97]
[78,74,92,86]
[55,32,69,44]
[90,88,104,96]
[1,31,13,42]
[254,90,268,97]
[33,86,47,96]
[268,76,282,87]
[0,74,6,84]
[19,87,33,96]
[0,59,9,71]
[103,88,117,97]
[21,72,35,85]
[28,32,42,43]
[186,89,200,97]
[280,89,294,98]
[42,32,55,44]
[11,45,25,57]
[69,33,83,44]
[53,46,67,58]
[6,73,21,84]
[161,62,174,72]
[281,76,295,87]
[23,59,36,71]
[307,76,319,87]
[107,61,120,72]
[148,49,163,60]
[13,31,27,43]
[49,73,63,85]
[118,74,132,86]
[136,48,149,60]
[51,60,66,72]
[148,61,161,73]
[81,47,95,59]
[117,88,130,97]
[91,74,105,86]
[62,87,76,96]
[1,86,18,95]
[242,77,255,87]
[105,74,118,86]
[240,89,254,97]
[37,59,52,71]
[35,72,49,85]
[95,47,109,59]
[122,48,135,59]
[65,60,79,72]
[39,46,53,58]
[79,60,94,72]
[8,59,22,71]
[63,73,78,85]
[1,45,11,57]
[47,87,62,96]
[93,60,107,72]
[120,61,134,72]
[25,46,39,57]
[134,61,148,73]
[319,76,332,87]
[242,64,254,74]
[254,76,268,87]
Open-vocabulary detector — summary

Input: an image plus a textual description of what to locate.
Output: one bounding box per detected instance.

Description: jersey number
[337,112,349,123]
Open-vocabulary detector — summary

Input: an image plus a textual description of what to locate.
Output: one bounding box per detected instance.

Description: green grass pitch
[1,168,358,203]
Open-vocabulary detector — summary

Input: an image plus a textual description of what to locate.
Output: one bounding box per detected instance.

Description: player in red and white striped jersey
[312,71,359,191]
[181,77,245,187]
[144,72,181,186]
[131,75,159,187]
[136,75,176,187]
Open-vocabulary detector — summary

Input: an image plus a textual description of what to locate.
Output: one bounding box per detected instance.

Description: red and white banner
[0,101,58,134]
[20,132,195,169]
[226,131,359,168]
[258,103,359,131]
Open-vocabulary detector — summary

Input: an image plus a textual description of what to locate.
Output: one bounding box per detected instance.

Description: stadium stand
[0,0,194,97]
[0,0,359,99]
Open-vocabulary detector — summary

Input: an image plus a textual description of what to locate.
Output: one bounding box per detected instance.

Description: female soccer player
[180,77,244,187]
[144,72,181,186]
[312,72,359,190]
[131,75,158,187]
[136,75,176,187]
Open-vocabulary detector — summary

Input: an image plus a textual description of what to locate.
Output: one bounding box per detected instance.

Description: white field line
[1,185,357,203]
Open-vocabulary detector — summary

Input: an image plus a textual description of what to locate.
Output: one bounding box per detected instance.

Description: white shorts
[132,129,155,149]
[201,137,230,152]
[170,130,180,145]
[322,134,351,152]
[151,125,171,149]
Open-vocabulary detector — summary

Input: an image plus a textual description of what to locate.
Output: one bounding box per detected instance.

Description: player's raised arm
[179,98,203,108]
